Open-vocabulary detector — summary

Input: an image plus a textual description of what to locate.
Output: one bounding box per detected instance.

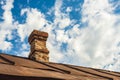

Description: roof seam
[63,64,114,80]
[0,55,15,65]
[35,61,71,74]
[93,69,120,77]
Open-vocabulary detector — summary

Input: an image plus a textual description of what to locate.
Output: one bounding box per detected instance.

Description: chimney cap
[30,30,48,37]
[28,30,48,44]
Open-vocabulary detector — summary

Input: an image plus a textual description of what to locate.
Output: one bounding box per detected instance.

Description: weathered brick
[29,30,49,62]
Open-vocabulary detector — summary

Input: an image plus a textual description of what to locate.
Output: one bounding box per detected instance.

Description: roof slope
[0,53,120,80]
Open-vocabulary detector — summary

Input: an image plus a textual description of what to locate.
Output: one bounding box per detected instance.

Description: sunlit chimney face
[28,30,49,62]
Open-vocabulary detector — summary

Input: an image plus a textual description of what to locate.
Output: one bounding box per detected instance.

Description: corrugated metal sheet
[0,53,120,80]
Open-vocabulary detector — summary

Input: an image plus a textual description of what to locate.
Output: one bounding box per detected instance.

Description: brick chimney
[28,30,49,62]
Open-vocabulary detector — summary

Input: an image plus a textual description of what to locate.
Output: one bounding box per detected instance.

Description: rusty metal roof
[0,53,120,80]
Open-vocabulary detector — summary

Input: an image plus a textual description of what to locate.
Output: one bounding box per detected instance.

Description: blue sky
[0,0,120,72]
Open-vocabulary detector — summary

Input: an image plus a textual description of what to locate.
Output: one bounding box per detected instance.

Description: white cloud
[2,0,14,24]
[55,29,69,43]
[22,43,29,50]
[75,0,120,71]
[17,51,29,57]
[0,0,14,51]
[17,8,47,41]
[47,41,64,62]
[66,7,72,12]
[54,0,72,29]
[15,43,30,58]
[0,41,12,51]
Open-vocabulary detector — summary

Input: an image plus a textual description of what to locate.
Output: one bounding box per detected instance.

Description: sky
[0,0,120,72]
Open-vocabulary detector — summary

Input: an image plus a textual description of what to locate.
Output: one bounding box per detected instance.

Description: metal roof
[0,53,120,80]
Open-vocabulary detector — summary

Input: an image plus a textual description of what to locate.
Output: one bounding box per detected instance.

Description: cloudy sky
[0,0,120,72]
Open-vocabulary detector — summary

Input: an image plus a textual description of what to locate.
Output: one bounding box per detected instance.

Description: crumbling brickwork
[28,30,49,62]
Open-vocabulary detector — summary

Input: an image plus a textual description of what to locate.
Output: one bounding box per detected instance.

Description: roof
[0,53,120,80]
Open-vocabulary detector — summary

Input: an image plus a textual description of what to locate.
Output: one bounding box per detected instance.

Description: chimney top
[28,30,49,62]
[29,30,48,38]
[28,30,48,44]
